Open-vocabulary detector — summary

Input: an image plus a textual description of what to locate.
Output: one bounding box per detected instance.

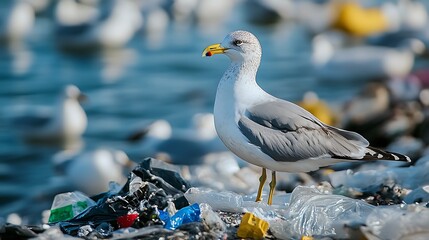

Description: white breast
[213,68,276,169]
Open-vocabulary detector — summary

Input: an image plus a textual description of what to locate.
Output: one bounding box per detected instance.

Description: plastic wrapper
[185,187,290,214]
[184,188,244,212]
[199,203,226,234]
[329,155,429,192]
[363,206,429,239]
[48,191,96,223]
[270,186,375,239]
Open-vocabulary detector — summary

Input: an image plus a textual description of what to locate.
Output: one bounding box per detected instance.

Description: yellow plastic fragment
[321,169,335,176]
[301,236,314,240]
[237,212,269,239]
[298,99,337,126]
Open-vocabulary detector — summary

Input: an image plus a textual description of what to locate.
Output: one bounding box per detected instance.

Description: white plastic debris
[329,155,429,191]
[166,201,177,216]
[363,206,429,240]
[199,203,226,234]
[403,185,429,204]
[77,225,93,238]
[129,174,144,194]
[185,188,244,212]
[270,186,375,239]
[184,187,287,214]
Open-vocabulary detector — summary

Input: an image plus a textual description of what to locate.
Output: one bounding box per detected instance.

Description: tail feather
[363,146,411,162]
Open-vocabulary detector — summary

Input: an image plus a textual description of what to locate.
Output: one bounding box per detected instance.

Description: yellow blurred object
[321,168,335,176]
[237,212,269,239]
[302,236,314,240]
[298,92,337,126]
[333,2,388,36]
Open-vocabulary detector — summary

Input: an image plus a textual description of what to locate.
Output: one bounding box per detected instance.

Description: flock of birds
[0,0,235,48]
[0,0,239,200]
[9,83,231,196]
[2,0,428,80]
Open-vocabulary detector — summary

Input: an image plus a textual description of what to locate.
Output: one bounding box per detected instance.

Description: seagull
[54,0,143,50]
[0,1,35,42]
[12,85,87,143]
[312,31,422,81]
[53,148,134,195]
[202,30,411,205]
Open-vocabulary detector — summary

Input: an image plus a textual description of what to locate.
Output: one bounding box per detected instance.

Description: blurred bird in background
[11,85,87,144]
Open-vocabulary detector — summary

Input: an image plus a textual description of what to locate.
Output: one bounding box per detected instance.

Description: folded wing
[237,100,401,162]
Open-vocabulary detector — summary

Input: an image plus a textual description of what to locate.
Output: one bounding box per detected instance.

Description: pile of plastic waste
[0,158,230,239]
[2,156,429,239]
[45,158,227,239]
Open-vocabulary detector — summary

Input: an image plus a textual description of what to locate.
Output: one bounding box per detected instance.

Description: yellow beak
[202,43,227,57]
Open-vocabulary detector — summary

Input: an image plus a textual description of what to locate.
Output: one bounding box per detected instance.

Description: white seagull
[0,1,35,42]
[13,85,87,143]
[54,0,143,50]
[53,148,133,195]
[202,30,411,205]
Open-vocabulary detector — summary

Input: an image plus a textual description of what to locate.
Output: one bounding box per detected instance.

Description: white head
[202,30,262,64]
[63,85,87,102]
[64,85,80,98]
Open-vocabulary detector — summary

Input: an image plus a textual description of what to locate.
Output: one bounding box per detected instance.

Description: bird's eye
[233,40,243,46]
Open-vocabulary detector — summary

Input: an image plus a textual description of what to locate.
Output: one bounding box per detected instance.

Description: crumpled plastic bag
[159,203,201,230]
[329,155,429,192]
[271,186,375,239]
[362,205,429,240]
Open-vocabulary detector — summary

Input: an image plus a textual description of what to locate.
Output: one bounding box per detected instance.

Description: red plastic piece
[117,213,139,228]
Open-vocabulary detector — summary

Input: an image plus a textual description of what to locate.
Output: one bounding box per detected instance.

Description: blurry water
[0,9,364,221]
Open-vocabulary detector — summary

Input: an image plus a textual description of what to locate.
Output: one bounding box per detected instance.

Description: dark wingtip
[366,146,411,162]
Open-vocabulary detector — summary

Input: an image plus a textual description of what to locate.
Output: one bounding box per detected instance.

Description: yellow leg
[267,171,276,205]
[255,168,267,202]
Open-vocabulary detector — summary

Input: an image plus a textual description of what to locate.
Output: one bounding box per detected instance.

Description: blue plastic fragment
[158,210,170,224]
[159,203,201,230]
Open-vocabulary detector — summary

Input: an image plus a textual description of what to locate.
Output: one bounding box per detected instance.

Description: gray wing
[238,100,369,162]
